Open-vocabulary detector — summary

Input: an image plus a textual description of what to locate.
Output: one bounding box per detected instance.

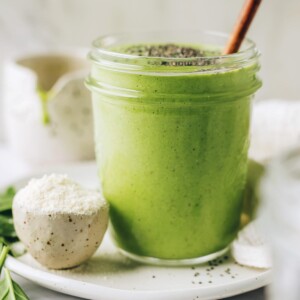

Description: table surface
[0,144,266,300]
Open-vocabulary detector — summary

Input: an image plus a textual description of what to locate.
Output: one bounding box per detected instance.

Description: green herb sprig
[0,187,30,299]
[0,187,19,246]
[0,244,30,300]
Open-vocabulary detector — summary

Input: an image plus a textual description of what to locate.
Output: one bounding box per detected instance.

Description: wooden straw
[223,0,262,55]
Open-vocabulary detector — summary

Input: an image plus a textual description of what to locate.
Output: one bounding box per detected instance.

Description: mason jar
[86,31,261,265]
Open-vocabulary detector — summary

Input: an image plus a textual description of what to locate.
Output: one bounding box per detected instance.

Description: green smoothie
[87,37,261,262]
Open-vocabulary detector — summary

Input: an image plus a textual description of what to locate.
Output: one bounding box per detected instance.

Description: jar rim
[89,30,259,72]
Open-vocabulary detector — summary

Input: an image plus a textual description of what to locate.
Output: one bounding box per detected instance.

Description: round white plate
[4,162,271,300]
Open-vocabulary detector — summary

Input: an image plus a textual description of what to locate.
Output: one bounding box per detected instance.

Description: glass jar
[260,148,300,300]
[86,31,261,265]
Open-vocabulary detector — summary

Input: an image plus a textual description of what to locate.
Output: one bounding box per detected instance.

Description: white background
[0,0,299,140]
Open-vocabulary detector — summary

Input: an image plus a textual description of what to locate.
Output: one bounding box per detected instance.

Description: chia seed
[124,43,206,58]
[122,43,220,67]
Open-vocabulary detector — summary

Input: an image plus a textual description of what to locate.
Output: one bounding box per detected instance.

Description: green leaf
[0,187,16,213]
[0,244,9,270]
[0,268,16,300]
[0,186,30,299]
[0,244,16,297]
[0,237,6,246]
[12,282,30,300]
[0,283,9,299]
[0,186,19,247]
[0,245,30,299]
[0,237,19,249]
[0,216,16,238]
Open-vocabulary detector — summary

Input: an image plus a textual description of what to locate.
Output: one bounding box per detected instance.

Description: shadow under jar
[86,31,262,266]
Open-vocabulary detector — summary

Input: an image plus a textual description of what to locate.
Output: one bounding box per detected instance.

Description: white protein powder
[14,174,105,215]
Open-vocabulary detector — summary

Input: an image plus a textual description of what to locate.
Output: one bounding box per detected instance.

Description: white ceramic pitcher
[3,50,95,165]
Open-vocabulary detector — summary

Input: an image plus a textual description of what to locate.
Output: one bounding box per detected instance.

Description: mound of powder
[14,174,105,215]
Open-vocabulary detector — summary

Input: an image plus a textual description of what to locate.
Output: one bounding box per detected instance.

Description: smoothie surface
[112,43,221,58]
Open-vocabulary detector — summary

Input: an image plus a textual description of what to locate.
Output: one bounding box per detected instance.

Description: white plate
[4,162,271,300]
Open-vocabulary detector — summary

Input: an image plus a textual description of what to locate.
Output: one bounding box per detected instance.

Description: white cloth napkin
[232,99,300,269]
[231,221,272,269]
[250,99,300,163]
